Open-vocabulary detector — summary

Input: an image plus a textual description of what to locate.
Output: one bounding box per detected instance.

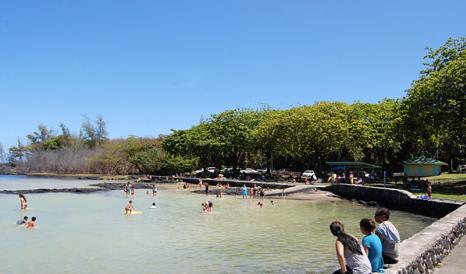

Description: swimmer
[17,216,28,225]
[125,200,134,214]
[201,202,208,212]
[19,193,27,210]
[270,200,274,206]
[257,202,263,208]
[24,216,36,229]
[150,202,156,209]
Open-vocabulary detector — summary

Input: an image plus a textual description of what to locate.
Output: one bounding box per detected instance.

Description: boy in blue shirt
[360,218,384,273]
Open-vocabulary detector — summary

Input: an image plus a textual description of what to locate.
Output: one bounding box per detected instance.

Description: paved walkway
[264,184,327,196]
[435,235,466,273]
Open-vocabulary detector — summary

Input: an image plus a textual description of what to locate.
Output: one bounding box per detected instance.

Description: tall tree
[95,115,109,146]
[402,37,466,167]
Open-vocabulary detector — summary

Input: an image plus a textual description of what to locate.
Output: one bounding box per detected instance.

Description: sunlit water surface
[0,176,435,274]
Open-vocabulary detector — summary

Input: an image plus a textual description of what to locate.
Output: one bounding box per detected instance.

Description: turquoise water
[0,176,435,274]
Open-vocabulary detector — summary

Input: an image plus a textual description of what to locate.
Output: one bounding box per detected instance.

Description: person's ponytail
[329,221,363,255]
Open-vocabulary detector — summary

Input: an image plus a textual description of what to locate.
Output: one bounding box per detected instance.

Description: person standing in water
[204,182,209,195]
[152,184,158,196]
[130,183,136,195]
[19,194,27,210]
[125,200,134,214]
[208,201,213,212]
[124,182,130,194]
[241,184,248,199]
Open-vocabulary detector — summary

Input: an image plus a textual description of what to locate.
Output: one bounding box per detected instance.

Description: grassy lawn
[425,173,466,182]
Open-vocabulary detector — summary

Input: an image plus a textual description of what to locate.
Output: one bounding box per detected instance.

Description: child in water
[125,200,134,214]
[19,193,27,210]
[25,216,36,229]
[150,202,156,209]
[130,184,135,195]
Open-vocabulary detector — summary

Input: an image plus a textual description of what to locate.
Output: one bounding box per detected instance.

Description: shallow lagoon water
[0,177,435,274]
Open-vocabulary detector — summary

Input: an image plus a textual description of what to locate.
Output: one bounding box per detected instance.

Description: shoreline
[0,180,341,202]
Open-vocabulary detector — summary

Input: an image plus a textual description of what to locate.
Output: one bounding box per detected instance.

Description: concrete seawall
[325,184,466,274]
[326,184,462,218]
[388,204,466,274]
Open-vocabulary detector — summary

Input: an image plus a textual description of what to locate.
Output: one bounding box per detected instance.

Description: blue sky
[0,0,465,149]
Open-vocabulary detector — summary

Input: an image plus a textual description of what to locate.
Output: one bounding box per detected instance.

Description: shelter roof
[325,161,381,169]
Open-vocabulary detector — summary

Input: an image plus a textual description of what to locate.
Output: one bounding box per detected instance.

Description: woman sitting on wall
[329,220,372,274]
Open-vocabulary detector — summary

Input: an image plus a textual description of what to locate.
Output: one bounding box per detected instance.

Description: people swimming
[125,200,134,214]
[329,220,371,274]
[374,207,400,265]
[17,216,28,225]
[201,201,213,212]
[149,202,156,209]
[24,216,36,229]
[19,193,27,210]
[201,202,208,212]
[360,218,384,273]
[270,200,274,206]
[257,202,263,208]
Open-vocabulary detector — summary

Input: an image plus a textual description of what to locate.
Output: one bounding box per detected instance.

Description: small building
[403,157,448,177]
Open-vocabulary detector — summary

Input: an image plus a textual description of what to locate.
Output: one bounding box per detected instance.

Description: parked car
[206,167,218,173]
[301,170,317,180]
[240,168,261,175]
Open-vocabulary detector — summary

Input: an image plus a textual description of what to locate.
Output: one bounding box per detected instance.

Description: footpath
[435,235,466,273]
